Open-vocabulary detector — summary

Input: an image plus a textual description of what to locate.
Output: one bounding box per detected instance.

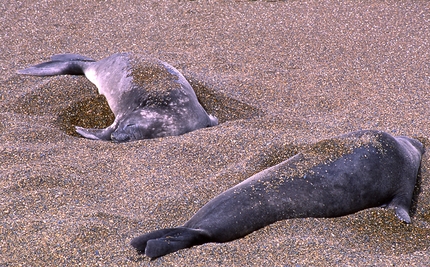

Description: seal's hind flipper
[75,126,114,141]
[130,227,210,259]
[130,228,176,254]
[50,53,95,62]
[17,53,95,76]
[17,61,86,76]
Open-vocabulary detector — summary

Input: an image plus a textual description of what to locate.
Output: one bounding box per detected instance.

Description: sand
[1,1,429,266]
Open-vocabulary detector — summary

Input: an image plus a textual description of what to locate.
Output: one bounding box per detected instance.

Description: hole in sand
[57,95,115,136]
[186,74,262,123]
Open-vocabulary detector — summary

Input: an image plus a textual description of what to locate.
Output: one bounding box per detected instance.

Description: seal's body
[131,130,424,258]
[18,53,218,142]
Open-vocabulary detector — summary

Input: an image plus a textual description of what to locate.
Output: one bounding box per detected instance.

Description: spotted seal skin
[130,130,424,258]
[17,53,218,142]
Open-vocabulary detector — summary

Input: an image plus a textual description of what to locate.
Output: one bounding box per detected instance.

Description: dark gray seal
[130,130,424,258]
[17,53,218,142]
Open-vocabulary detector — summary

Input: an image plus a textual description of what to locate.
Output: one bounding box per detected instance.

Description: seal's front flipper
[130,227,210,259]
[75,126,114,141]
[386,196,413,223]
[394,206,411,223]
[17,53,95,76]
[208,114,219,126]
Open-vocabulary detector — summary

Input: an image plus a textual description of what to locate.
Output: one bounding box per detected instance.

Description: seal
[130,130,424,258]
[17,53,218,142]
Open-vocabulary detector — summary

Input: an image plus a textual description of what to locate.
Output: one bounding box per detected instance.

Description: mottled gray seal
[17,53,218,142]
[130,130,424,258]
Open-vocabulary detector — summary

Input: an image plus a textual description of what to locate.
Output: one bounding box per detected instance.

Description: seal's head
[109,112,155,142]
[110,109,179,142]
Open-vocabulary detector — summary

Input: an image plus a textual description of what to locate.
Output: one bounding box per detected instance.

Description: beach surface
[1,1,429,266]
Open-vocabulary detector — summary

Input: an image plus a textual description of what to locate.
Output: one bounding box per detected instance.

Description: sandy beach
[1,1,429,266]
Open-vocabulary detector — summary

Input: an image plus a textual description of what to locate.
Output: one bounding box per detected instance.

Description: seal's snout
[111,132,131,143]
[415,139,425,155]
[408,137,425,155]
[414,137,426,155]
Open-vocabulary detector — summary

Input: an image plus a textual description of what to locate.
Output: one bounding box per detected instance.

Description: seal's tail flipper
[17,53,95,76]
[130,227,210,259]
[75,126,114,141]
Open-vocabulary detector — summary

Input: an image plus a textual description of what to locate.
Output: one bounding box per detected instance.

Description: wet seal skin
[17,53,218,142]
[131,130,424,258]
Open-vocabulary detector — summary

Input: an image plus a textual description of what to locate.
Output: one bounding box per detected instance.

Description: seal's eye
[125,123,135,129]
